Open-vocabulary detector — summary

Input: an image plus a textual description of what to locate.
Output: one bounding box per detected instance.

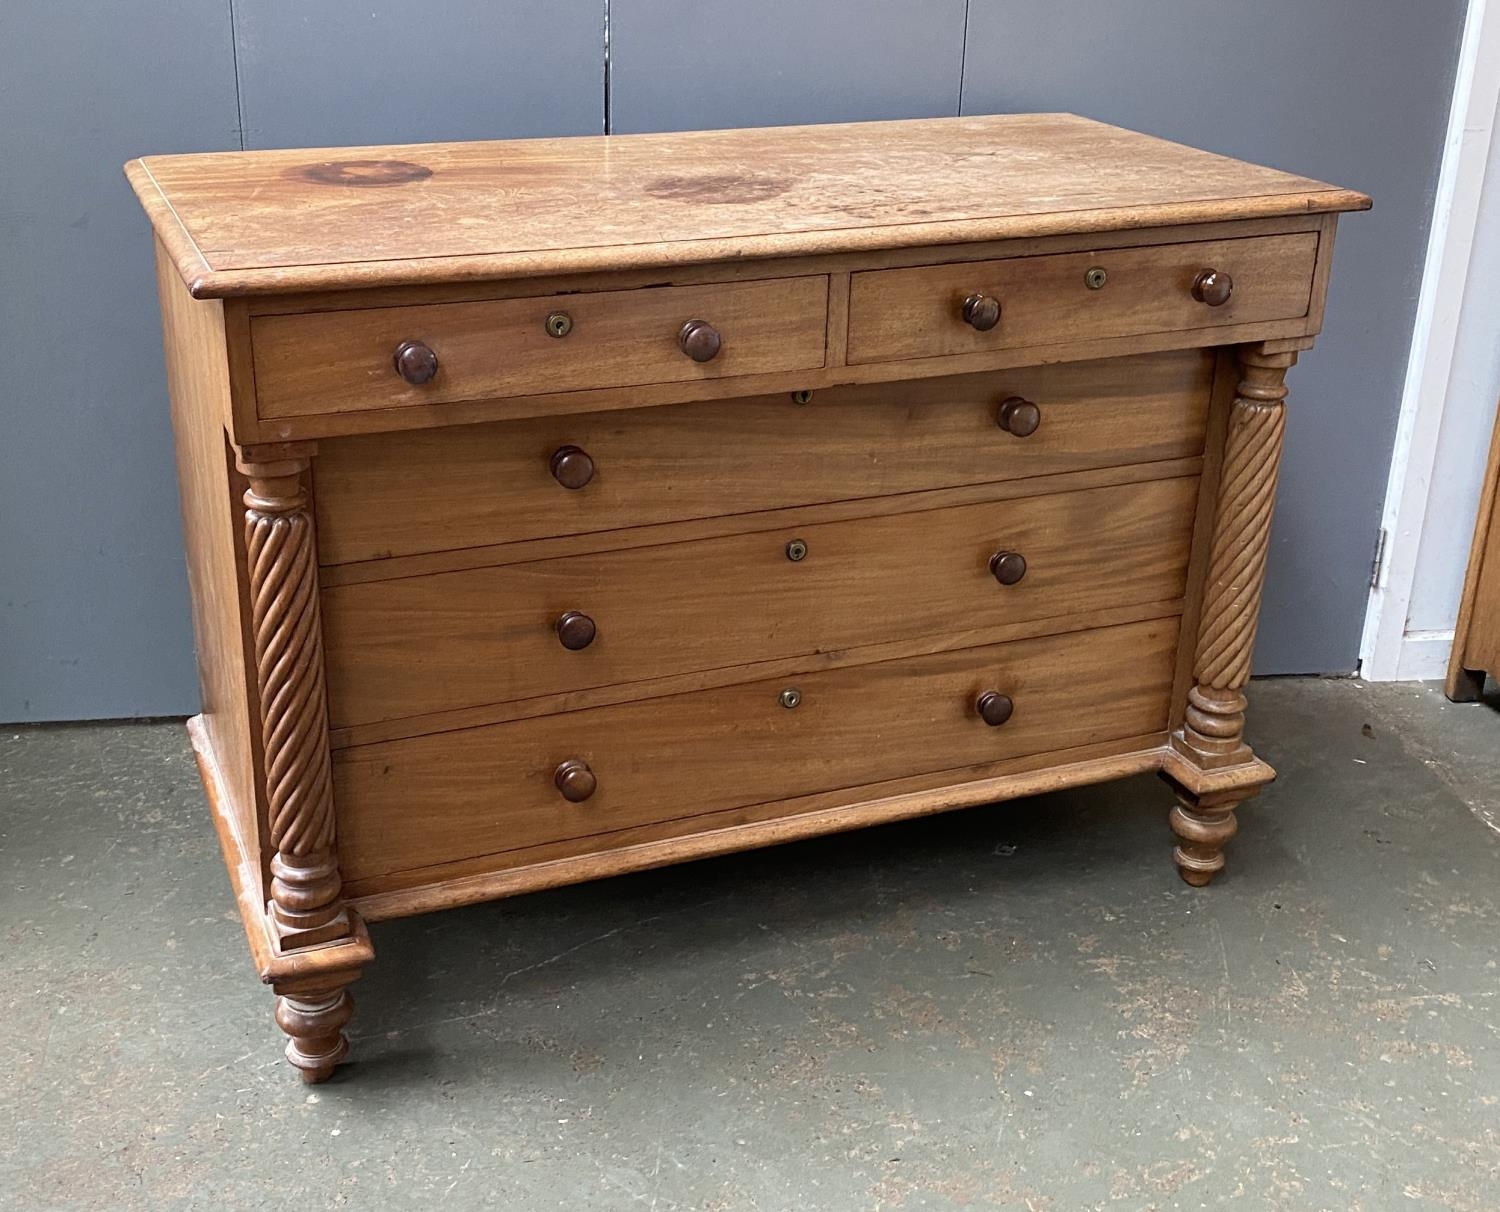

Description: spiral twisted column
[239,452,350,951]
[1179,348,1294,766]
[1166,346,1295,886]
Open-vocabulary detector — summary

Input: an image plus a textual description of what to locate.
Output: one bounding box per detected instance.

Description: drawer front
[333,616,1179,882]
[314,349,1212,566]
[252,275,830,419]
[322,475,1197,728]
[846,233,1318,364]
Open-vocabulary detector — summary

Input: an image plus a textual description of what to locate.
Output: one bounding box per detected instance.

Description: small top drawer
[846,233,1319,365]
[250,275,830,419]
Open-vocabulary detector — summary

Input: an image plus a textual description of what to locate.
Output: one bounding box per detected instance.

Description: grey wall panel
[0,4,241,721]
[960,1,1466,674]
[0,1,1470,720]
[609,0,967,133]
[233,2,606,148]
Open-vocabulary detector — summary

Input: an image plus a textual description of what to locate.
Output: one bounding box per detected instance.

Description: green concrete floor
[3,679,1498,1211]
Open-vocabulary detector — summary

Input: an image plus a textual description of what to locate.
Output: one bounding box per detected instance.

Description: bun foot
[1167,786,1249,887]
[273,975,359,1083]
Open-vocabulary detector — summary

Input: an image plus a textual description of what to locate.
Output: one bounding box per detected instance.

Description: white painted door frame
[1362,0,1500,680]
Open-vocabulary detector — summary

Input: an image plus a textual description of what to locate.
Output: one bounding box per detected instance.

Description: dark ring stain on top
[644,173,792,204]
[289,159,435,187]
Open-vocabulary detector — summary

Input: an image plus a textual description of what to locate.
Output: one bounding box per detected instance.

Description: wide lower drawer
[251,275,829,419]
[333,616,1180,882]
[322,475,1198,728]
[846,233,1318,364]
[313,349,1212,566]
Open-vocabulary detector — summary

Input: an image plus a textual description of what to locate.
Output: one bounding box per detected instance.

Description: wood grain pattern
[329,598,1186,751]
[1446,402,1500,700]
[127,114,1368,298]
[155,240,268,884]
[313,349,1212,567]
[333,616,1180,883]
[348,734,1170,917]
[252,276,829,418]
[1169,349,1240,731]
[240,312,1322,445]
[319,457,1204,588]
[847,234,1318,364]
[240,215,1329,317]
[321,476,1199,728]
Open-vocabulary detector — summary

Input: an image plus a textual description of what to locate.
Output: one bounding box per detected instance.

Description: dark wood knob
[679,319,722,362]
[555,611,596,651]
[1191,269,1233,307]
[976,692,1014,727]
[997,397,1040,437]
[962,293,1002,332]
[549,445,595,490]
[554,759,596,803]
[393,340,438,385]
[989,550,1027,586]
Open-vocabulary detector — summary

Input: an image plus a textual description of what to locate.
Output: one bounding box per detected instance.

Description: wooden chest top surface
[128,113,1368,298]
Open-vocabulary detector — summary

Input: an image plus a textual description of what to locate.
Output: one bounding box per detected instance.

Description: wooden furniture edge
[1446,397,1500,699]
[189,715,373,985]
[128,160,214,288]
[1170,350,1239,730]
[150,189,1371,300]
[1160,745,1276,796]
[239,215,1336,316]
[350,740,1173,921]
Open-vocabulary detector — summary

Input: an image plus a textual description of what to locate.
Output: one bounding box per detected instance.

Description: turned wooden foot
[273,969,360,1083]
[1167,785,1254,886]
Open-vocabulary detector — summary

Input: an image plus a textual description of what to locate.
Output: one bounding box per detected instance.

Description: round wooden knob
[962,293,1002,332]
[989,550,1027,586]
[554,759,596,803]
[997,397,1041,437]
[555,610,596,651]
[976,691,1014,727]
[1191,269,1233,307]
[679,319,722,362]
[393,340,438,385]
[549,445,595,490]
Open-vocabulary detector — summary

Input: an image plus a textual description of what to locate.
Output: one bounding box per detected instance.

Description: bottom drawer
[333,616,1180,883]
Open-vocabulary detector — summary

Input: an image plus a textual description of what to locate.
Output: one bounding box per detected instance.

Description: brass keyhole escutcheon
[785,538,808,562]
[545,311,574,338]
[779,688,802,709]
[791,390,813,404]
[1084,267,1108,290]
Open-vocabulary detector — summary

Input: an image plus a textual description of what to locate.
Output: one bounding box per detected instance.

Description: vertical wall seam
[603,0,612,134]
[956,0,971,115]
[227,0,246,149]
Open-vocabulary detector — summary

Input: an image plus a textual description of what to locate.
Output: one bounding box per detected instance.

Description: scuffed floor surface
[3,679,1498,1210]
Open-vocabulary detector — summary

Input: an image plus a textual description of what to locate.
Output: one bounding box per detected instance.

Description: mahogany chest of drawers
[128,115,1367,1082]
